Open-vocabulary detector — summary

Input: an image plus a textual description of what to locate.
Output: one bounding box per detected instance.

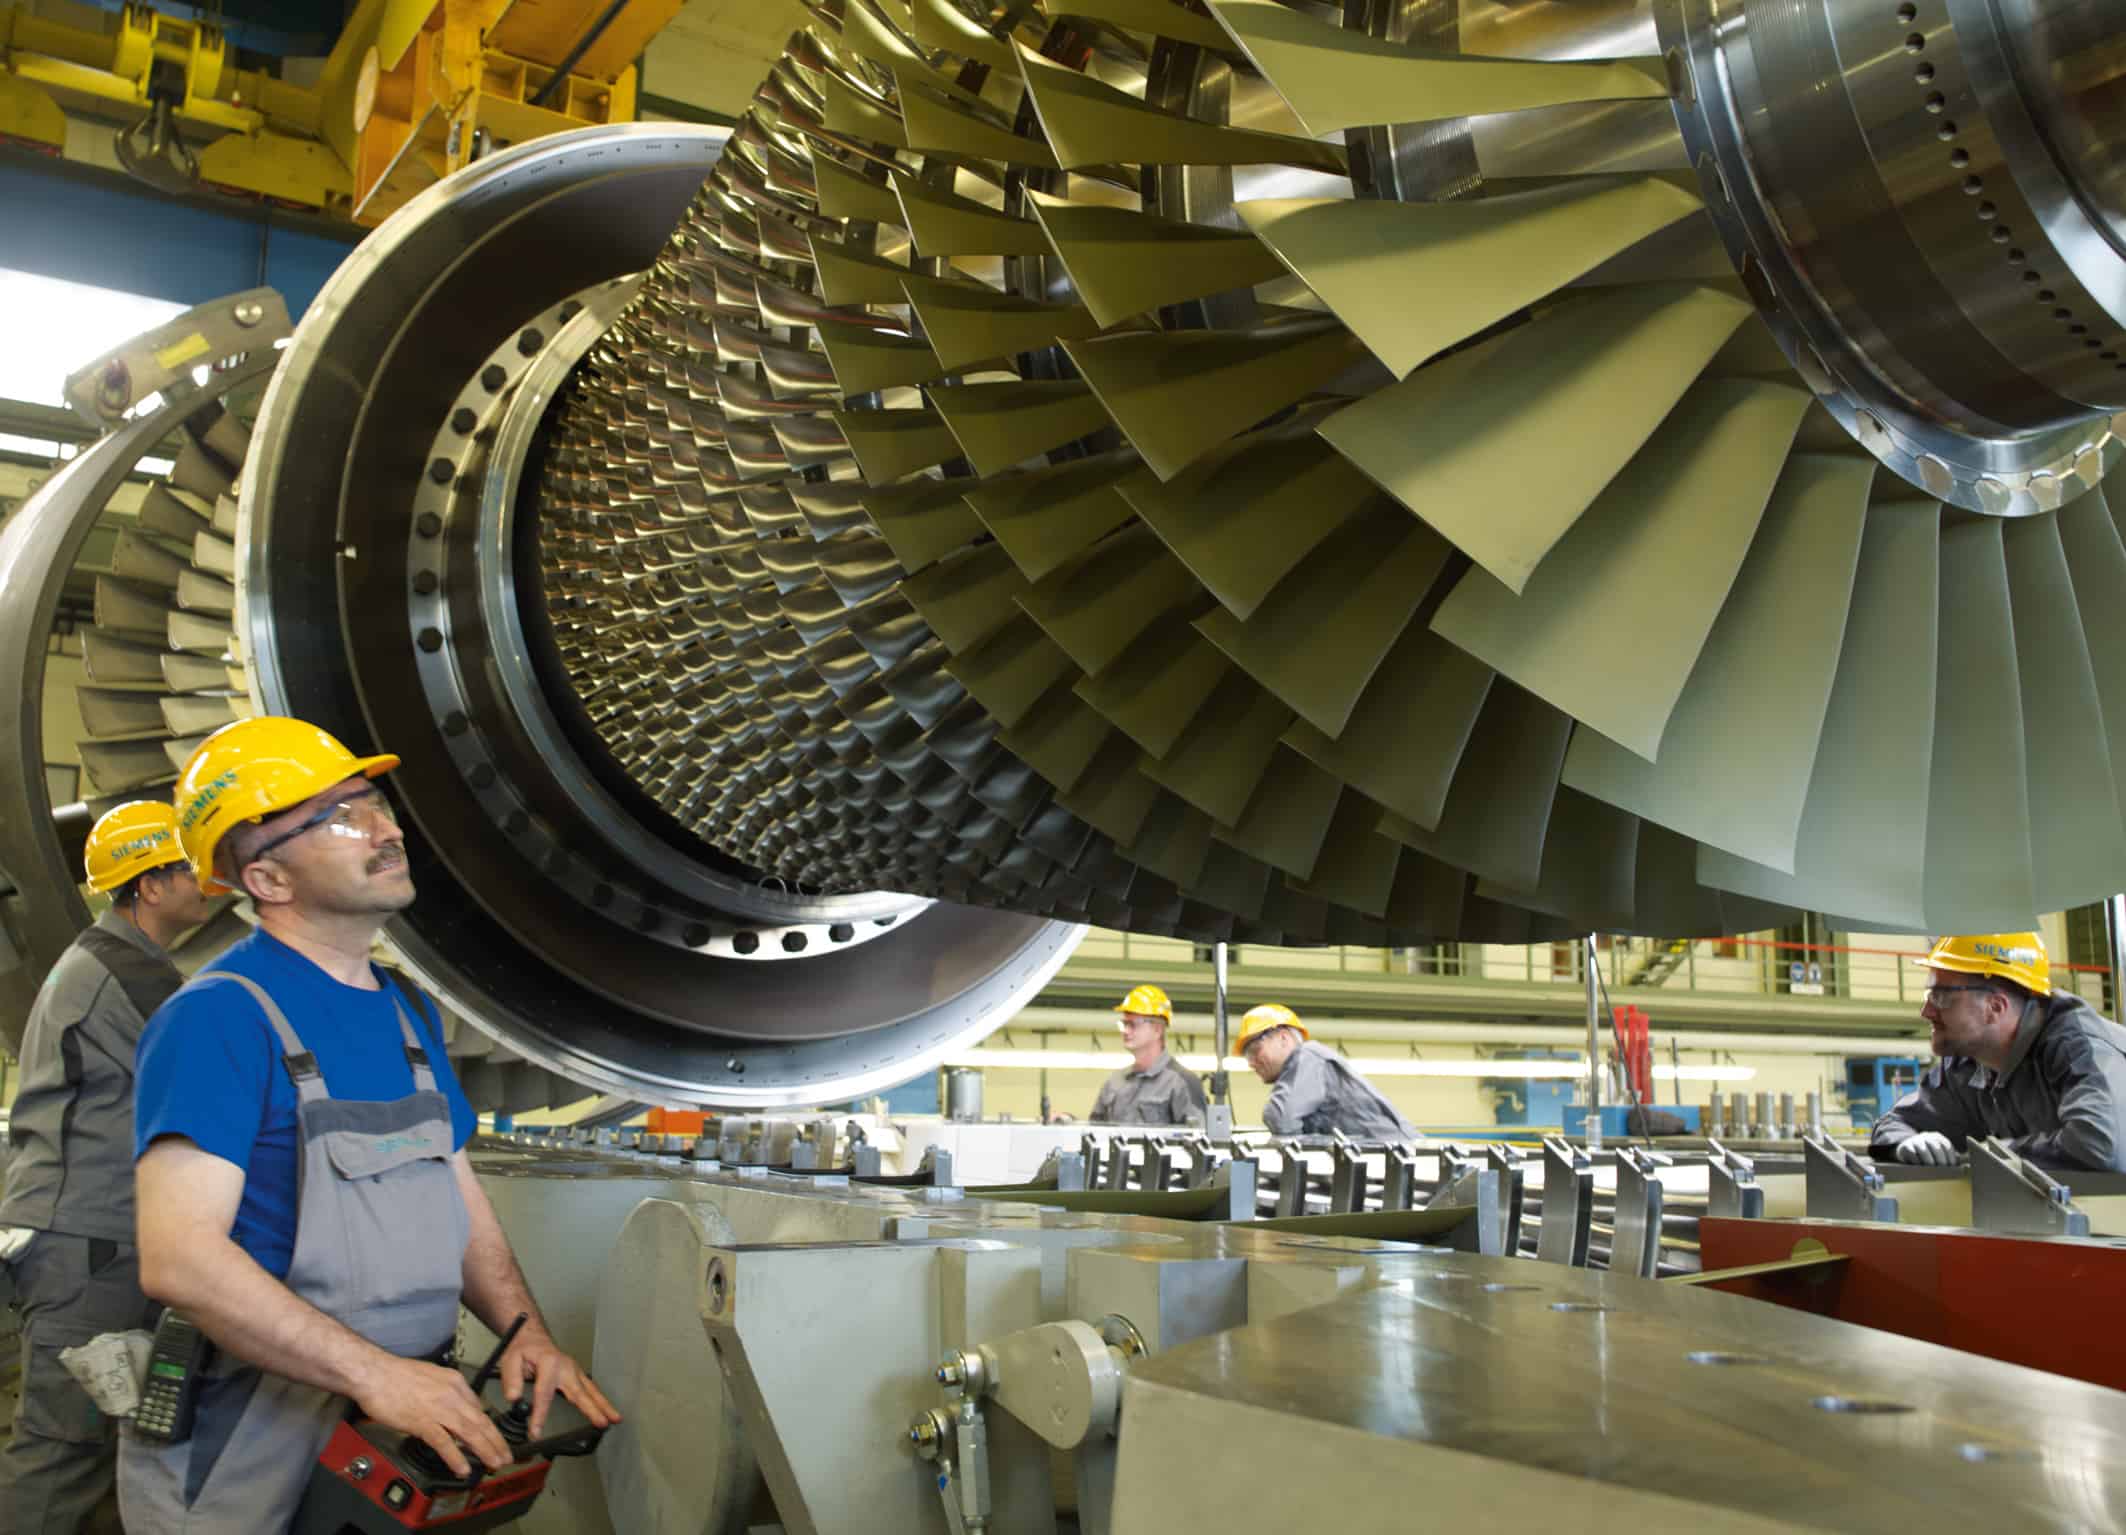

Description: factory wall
[963,1032,1849,1133]
[0,158,359,319]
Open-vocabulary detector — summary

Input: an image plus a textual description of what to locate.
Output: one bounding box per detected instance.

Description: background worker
[0,802,214,1534]
[1872,932,2126,1172]
[1088,984,1208,1125]
[118,717,616,1533]
[1237,1004,1418,1141]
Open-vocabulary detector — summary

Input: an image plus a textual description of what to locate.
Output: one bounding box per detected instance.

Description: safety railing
[1074,931,2115,1012]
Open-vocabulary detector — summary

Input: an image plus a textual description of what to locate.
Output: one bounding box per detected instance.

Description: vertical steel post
[2108,895,2126,1017]
[1584,935,1603,1151]
[1206,940,1234,1140]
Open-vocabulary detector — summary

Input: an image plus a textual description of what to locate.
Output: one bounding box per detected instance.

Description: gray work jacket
[0,909,181,1241]
[1870,991,2126,1173]
[1089,1050,1207,1125]
[1262,1041,1417,1141]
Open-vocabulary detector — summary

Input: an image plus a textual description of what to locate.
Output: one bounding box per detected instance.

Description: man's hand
[1894,1130,1959,1166]
[498,1323,620,1439]
[353,1354,513,1477]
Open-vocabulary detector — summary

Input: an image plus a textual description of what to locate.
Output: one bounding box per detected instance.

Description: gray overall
[116,972,470,1534]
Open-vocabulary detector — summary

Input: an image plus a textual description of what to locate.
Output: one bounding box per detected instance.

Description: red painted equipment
[1611,1004,1652,1108]
[291,1314,605,1534]
[1696,1216,2126,1393]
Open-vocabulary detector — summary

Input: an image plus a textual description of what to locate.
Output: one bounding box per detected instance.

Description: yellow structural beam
[2,0,676,222]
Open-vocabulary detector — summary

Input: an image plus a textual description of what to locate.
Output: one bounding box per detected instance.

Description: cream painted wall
[966,1027,1849,1134]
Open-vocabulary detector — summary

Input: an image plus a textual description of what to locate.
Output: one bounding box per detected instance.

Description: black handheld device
[133,1309,211,1443]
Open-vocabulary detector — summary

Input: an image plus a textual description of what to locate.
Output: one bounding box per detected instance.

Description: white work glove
[1894,1131,1959,1166]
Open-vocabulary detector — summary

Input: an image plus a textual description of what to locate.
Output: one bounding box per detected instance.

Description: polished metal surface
[483,1133,2126,1535]
[237,123,1086,1103]
[1660,0,2126,514]
[1117,1264,2126,1532]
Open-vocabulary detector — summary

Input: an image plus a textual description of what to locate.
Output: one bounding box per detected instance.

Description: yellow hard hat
[1234,1003,1308,1056]
[175,716,399,895]
[1113,983,1173,1023]
[1913,933,2051,997]
[83,800,187,894]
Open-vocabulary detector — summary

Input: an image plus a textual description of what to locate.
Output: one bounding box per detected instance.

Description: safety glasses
[249,790,399,864]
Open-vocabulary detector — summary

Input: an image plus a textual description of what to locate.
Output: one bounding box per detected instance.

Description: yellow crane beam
[0,0,681,222]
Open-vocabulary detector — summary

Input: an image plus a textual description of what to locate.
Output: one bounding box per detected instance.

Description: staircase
[1626,938,1694,988]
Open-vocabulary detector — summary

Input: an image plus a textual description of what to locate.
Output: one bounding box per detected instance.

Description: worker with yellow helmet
[118,717,614,1532]
[1235,1004,1417,1141]
[1871,932,2126,1171]
[0,801,214,1531]
[1087,984,1208,1125]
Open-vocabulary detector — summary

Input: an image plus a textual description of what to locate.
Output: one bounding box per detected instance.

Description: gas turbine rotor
[12,0,2126,1107]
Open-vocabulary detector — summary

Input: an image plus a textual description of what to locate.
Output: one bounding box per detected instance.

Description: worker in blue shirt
[117,717,617,1534]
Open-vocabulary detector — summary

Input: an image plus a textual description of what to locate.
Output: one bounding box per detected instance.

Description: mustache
[367,846,406,875]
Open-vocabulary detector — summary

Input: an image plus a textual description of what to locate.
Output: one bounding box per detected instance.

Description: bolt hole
[1896,1,1916,20]
[469,763,496,788]
[417,627,443,653]
[441,711,469,737]
[2006,247,2025,261]
[1975,201,1996,219]
[1914,62,1935,83]
[2055,307,2073,320]
[1949,148,1970,168]
[1924,92,1946,113]
[1991,225,2011,242]
[2024,270,2041,283]
[1936,120,1958,140]
[1904,30,1924,51]
[1961,175,1981,194]
[1813,1396,1914,1414]
[2039,289,2057,302]
[1957,1442,2033,1463]
[706,1258,727,1311]
[2070,324,2089,335]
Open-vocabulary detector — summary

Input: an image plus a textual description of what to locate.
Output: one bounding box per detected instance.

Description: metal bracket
[62,288,287,427]
[1379,1143,1420,1212]
[1327,1132,1370,1213]
[1272,1142,1310,1218]
[1426,1163,1506,1256]
[1969,1137,2090,1237]
[1611,1146,1672,1278]
[1536,1136,1595,1266]
[1706,1139,1766,1220]
[1486,1145,1526,1256]
[1804,1132,1899,1223]
[1211,1155,1259,1221]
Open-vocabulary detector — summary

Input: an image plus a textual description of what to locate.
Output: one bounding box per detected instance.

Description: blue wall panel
[0,159,358,318]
